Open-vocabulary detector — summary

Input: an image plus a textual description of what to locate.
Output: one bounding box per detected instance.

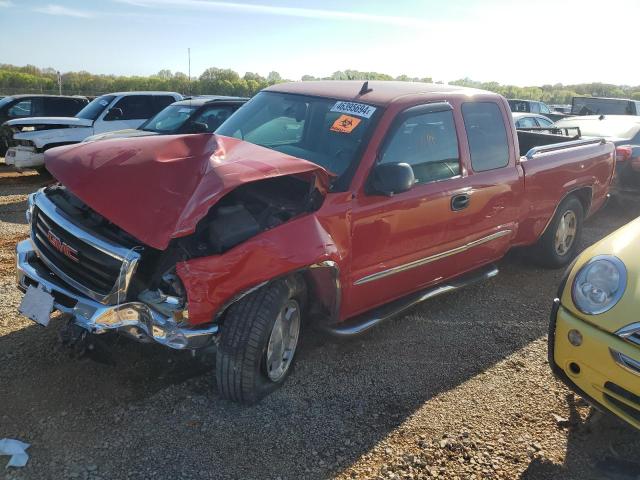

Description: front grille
[32,207,124,296]
[604,381,640,422]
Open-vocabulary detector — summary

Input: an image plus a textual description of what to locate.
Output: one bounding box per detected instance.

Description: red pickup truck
[16,81,615,403]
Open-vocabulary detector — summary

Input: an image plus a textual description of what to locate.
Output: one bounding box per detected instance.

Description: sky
[0,0,638,86]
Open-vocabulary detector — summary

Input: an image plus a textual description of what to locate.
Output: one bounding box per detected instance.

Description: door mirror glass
[370,162,415,196]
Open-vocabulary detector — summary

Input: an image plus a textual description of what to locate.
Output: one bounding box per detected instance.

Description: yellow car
[550,216,640,430]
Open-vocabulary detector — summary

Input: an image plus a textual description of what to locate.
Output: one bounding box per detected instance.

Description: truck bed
[517,129,581,157]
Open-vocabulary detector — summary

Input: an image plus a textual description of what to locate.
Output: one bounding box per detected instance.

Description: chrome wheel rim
[266,299,301,382]
[555,210,577,256]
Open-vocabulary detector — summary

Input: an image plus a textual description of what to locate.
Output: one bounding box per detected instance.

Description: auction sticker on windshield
[330,115,362,133]
[330,101,376,119]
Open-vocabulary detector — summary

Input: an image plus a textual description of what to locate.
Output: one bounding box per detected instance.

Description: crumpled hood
[44,134,332,250]
[7,116,93,127]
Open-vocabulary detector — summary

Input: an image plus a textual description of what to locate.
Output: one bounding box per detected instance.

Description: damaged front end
[16,188,216,350]
[16,137,331,350]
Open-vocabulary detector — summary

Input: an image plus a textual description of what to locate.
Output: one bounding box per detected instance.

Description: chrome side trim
[353,230,511,286]
[31,190,141,305]
[525,137,605,160]
[610,349,640,377]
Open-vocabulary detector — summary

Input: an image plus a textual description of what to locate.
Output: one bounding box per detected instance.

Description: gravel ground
[1,163,640,480]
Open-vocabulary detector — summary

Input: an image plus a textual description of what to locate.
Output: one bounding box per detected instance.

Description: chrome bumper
[16,239,218,349]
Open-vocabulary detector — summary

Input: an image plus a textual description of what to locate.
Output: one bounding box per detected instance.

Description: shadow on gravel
[521,396,640,480]
[0,200,639,479]
[0,197,28,224]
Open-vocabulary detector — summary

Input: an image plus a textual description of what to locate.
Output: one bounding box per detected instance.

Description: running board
[324,265,499,337]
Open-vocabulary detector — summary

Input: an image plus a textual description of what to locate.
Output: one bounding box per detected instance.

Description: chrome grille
[30,190,141,305]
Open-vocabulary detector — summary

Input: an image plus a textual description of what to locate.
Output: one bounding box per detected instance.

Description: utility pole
[57,71,62,95]
[188,48,191,97]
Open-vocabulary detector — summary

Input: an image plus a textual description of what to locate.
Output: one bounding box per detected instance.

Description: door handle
[451,194,470,211]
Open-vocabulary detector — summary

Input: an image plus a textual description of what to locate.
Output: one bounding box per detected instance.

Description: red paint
[47,82,615,327]
[45,134,332,250]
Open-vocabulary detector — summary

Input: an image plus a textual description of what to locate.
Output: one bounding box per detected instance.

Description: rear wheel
[533,196,584,268]
[216,276,306,404]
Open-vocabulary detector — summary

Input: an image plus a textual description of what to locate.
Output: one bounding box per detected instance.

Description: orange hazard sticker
[330,115,361,133]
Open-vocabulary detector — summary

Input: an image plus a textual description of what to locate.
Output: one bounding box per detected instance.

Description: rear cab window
[379,108,460,185]
[462,102,510,172]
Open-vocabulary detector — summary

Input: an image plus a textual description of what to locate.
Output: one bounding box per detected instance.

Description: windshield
[556,117,640,139]
[76,95,116,120]
[571,98,637,116]
[216,91,377,176]
[0,96,15,109]
[141,104,196,132]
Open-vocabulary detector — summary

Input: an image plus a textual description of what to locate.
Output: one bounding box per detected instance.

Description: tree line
[1,63,640,104]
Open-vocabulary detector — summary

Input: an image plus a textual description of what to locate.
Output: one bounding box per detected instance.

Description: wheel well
[569,187,593,216]
[215,262,340,326]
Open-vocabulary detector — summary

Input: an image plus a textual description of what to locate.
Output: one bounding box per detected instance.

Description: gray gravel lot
[1,163,639,480]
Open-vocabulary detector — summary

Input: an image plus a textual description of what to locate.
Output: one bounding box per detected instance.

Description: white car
[4,91,182,170]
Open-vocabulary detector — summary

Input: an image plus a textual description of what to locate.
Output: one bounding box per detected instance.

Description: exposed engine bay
[42,174,325,310]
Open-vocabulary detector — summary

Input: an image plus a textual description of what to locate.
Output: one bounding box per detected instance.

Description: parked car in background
[16,81,615,403]
[550,104,572,114]
[508,99,566,121]
[556,115,640,196]
[82,96,247,142]
[0,95,89,155]
[550,217,640,431]
[571,97,640,116]
[512,112,556,129]
[4,91,182,170]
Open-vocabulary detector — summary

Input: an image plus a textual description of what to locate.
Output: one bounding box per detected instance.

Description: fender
[176,213,345,326]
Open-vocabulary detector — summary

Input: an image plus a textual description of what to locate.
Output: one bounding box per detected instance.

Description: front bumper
[5,146,44,169]
[549,299,640,430]
[16,239,217,349]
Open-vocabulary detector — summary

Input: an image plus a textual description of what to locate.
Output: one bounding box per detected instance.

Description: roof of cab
[264,81,491,106]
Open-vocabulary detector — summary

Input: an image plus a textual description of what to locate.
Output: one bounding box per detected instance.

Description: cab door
[345,100,519,319]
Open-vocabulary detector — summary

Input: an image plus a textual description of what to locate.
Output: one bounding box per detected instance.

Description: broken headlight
[139,270,188,319]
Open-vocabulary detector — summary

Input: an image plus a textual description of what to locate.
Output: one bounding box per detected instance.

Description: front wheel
[216,276,306,404]
[533,196,584,269]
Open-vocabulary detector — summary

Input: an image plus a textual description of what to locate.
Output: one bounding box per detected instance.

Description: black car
[0,94,89,154]
[82,96,247,142]
[571,96,640,116]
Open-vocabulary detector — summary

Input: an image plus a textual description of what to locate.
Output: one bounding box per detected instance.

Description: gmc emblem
[46,230,79,263]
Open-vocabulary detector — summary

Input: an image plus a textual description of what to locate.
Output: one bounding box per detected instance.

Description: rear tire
[216,276,306,404]
[533,196,584,269]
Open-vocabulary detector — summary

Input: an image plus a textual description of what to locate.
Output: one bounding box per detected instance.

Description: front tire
[534,196,584,269]
[216,276,306,404]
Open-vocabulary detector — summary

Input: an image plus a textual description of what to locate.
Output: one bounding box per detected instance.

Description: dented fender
[176,213,344,326]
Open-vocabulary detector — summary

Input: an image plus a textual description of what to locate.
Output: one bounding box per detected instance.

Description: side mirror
[369,163,415,196]
[104,107,123,121]
[188,121,209,134]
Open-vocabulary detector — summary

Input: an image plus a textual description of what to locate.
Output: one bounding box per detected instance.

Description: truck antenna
[188,47,191,100]
[359,81,373,95]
